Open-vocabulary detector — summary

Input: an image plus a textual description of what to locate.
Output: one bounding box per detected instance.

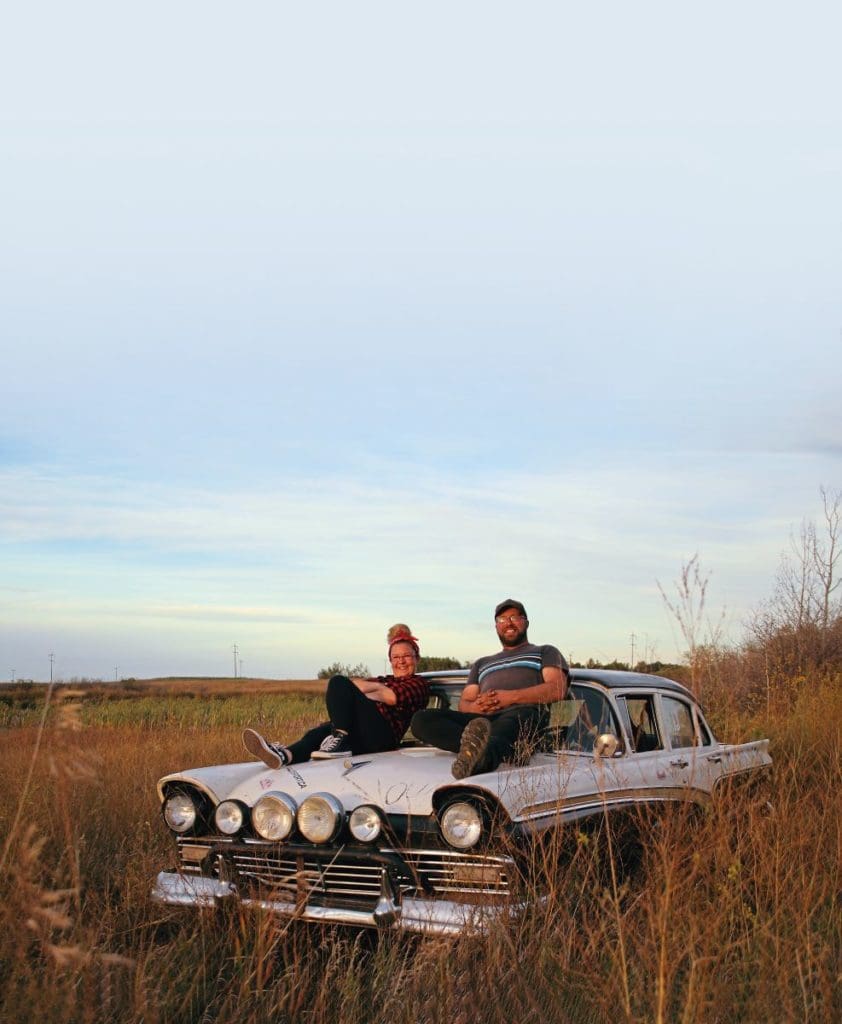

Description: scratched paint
[385,783,409,804]
[344,776,372,798]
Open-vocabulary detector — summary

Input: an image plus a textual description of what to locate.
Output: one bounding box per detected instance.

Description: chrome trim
[151,870,518,935]
[152,871,237,907]
[516,787,709,823]
[712,763,772,790]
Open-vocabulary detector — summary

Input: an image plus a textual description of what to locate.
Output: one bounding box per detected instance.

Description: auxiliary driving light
[214,800,246,836]
[252,792,297,841]
[297,793,343,844]
[348,804,383,843]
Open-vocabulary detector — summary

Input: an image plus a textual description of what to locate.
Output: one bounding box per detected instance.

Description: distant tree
[749,486,842,673]
[317,661,370,680]
[416,656,467,672]
[657,554,726,697]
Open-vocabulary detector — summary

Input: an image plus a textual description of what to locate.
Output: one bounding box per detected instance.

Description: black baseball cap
[494,599,527,619]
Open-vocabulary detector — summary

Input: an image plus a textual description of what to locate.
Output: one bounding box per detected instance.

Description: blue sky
[2,3,840,680]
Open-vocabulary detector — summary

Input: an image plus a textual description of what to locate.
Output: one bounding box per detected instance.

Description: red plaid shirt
[371,674,431,742]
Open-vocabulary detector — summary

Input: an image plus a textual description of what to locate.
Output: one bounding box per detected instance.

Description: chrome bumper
[151,870,513,936]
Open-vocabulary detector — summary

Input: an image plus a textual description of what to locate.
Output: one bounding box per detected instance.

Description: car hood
[157,746,615,820]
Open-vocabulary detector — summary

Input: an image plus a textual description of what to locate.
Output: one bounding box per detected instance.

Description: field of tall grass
[1,673,839,1024]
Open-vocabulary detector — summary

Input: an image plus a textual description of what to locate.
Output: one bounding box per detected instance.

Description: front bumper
[151,869,518,936]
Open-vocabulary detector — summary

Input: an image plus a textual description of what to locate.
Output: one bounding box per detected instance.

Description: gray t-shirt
[468,642,568,694]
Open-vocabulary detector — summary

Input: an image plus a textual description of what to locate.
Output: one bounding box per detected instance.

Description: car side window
[618,696,662,752]
[547,686,622,753]
[426,685,462,711]
[696,713,712,746]
[661,697,699,749]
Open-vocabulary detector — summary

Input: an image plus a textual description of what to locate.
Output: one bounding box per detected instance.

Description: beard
[499,625,528,648]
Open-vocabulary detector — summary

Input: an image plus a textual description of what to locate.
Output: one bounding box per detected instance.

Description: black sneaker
[451,718,492,779]
[243,728,289,770]
[311,730,352,759]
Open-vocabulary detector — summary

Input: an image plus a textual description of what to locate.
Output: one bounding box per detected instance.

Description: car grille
[405,850,512,897]
[226,848,388,906]
[176,839,514,905]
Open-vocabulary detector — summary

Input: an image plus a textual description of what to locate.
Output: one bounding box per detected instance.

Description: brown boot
[451,718,492,779]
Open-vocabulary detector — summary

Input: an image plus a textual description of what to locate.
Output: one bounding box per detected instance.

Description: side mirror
[594,734,620,758]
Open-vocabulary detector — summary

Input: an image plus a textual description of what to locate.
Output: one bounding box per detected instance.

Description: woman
[242,624,430,768]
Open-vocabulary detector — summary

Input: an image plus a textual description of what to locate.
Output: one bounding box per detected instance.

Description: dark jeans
[287,675,396,763]
[410,704,549,770]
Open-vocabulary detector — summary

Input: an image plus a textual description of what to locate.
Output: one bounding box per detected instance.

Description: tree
[657,554,725,697]
[416,656,468,672]
[749,486,842,673]
[317,662,370,680]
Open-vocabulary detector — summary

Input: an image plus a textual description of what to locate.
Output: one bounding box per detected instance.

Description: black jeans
[410,704,548,770]
[287,675,396,763]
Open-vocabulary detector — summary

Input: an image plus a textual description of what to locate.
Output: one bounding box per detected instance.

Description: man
[411,599,568,778]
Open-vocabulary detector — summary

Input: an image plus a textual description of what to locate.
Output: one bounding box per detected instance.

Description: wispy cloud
[1,450,835,677]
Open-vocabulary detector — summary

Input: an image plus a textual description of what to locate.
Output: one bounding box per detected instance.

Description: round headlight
[252,792,297,841]
[348,804,382,843]
[440,801,484,850]
[214,800,245,836]
[297,793,343,844]
[164,792,197,834]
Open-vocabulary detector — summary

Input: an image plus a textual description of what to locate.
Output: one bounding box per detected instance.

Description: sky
[1,2,841,681]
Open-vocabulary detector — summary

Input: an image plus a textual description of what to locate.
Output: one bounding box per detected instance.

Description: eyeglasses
[495,614,525,626]
[391,655,416,663]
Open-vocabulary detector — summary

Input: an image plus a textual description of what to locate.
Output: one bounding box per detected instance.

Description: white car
[152,669,771,935]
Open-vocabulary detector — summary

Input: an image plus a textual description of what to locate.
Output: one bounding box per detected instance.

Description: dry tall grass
[1,672,839,1024]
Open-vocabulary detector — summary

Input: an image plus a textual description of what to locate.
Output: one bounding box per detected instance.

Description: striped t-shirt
[469,642,568,694]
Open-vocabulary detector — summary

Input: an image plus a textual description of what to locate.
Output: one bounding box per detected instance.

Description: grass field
[0,675,840,1024]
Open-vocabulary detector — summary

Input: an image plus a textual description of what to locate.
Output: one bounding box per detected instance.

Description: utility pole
[232,644,239,679]
[11,669,14,683]
[49,652,55,684]
[629,633,636,668]
[115,666,119,681]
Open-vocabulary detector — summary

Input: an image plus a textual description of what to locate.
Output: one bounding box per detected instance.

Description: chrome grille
[176,837,223,874]
[404,850,513,896]
[227,848,387,906]
[177,839,514,902]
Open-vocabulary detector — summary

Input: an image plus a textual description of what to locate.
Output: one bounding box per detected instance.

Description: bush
[317,662,370,680]
[416,656,467,671]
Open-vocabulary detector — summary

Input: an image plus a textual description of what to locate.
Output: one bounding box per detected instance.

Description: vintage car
[152,669,771,935]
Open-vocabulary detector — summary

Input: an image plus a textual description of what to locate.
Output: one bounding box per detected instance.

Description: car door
[613,692,673,795]
[657,694,718,797]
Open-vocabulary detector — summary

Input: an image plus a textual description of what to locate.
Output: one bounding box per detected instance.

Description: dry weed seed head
[13,826,78,955]
[48,752,102,782]
[11,822,136,974]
